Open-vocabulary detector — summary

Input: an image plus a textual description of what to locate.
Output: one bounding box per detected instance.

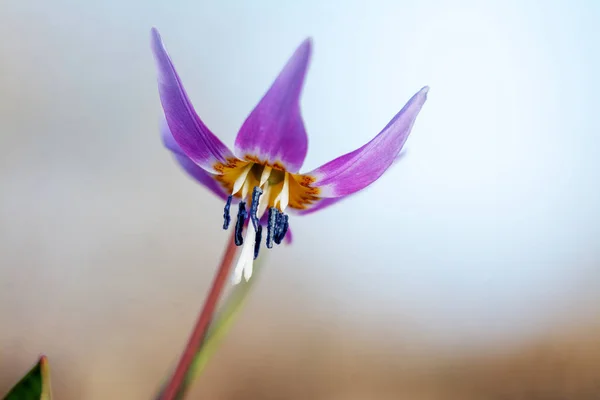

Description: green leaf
[3,355,53,400]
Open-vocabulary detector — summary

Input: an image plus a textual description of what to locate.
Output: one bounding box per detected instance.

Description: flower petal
[161,119,229,200]
[296,150,409,216]
[151,28,237,173]
[296,197,344,216]
[160,117,185,155]
[306,86,429,197]
[172,155,230,201]
[234,39,312,172]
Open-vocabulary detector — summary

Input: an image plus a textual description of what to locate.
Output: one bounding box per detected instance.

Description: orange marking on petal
[213,163,225,174]
[213,158,322,211]
[244,155,262,164]
[213,157,245,174]
[272,161,286,171]
[213,159,253,197]
[296,174,317,187]
[287,173,321,210]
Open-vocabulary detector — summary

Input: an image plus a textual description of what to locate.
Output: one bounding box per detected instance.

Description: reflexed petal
[296,197,344,216]
[172,155,230,201]
[306,86,429,197]
[161,118,229,200]
[160,117,185,155]
[151,28,237,173]
[234,39,312,172]
[295,151,408,216]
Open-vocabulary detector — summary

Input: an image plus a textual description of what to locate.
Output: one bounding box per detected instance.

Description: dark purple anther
[266,207,279,249]
[250,186,263,232]
[223,195,233,229]
[234,201,247,246]
[254,225,263,260]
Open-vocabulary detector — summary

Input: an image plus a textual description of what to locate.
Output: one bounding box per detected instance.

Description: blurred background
[1,0,600,398]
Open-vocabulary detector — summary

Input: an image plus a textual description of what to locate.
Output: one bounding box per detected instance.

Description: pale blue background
[1,0,599,397]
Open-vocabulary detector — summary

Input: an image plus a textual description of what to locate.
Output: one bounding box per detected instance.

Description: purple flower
[151,28,428,282]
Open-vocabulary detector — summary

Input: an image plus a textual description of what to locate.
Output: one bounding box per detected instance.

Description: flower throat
[221,162,291,260]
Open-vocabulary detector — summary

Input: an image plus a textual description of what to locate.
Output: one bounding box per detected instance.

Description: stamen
[241,179,250,199]
[222,195,232,230]
[257,183,271,220]
[273,211,283,245]
[231,163,253,196]
[274,172,290,212]
[266,207,279,249]
[234,201,247,246]
[279,214,289,243]
[253,225,262,260]
[259,165,272,187]
[250,186,263,231]
[274,213,289,245]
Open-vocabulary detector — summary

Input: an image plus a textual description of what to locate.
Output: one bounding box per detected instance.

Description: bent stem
[159,231,238,400]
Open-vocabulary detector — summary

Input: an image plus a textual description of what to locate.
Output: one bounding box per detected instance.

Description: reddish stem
[160,231,238,400]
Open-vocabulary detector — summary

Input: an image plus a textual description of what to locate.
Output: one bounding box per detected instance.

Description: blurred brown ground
[195,320,600,399]
[2,314,600,399]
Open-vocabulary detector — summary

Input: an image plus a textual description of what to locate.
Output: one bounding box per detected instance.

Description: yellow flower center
[214,157,320,211]
[215,156,322,284]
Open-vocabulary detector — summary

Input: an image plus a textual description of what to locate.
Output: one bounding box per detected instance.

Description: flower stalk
[159,231,238,400]
[181,253,267,394]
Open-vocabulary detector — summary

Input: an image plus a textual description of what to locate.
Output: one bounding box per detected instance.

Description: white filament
[257,183,271,220]
[274,173,290,212]
[259,165,272,187]
[231,163,253,195]
[240,179,250,199]
[232,178,270,285]
[232,164,292,284]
